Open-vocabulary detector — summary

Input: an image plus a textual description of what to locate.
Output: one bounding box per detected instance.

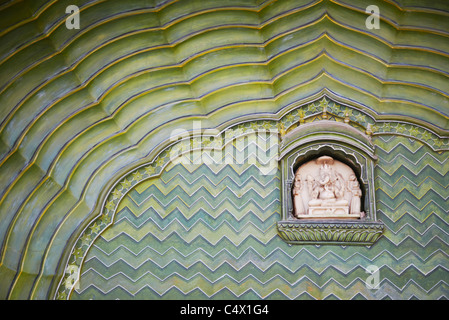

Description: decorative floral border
[279,97,449,151]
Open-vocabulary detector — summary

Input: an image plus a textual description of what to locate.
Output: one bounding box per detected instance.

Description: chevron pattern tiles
[70,134,449,300]
[371,135,449,299]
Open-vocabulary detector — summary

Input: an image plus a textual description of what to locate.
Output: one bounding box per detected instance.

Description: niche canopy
[277,120,384,246]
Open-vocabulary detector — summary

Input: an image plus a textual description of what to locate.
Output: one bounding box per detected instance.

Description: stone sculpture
[348,174,362,215]
[292,175,305,216]
[293,156,364,219]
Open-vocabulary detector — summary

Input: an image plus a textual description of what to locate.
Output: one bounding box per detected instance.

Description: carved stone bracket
[277,220,385,246]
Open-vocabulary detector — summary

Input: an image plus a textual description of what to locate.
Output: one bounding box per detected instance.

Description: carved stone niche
[293,155,363,219]
[277,120,384,246]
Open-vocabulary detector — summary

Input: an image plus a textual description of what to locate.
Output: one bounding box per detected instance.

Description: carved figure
[348,174,362,215]
[306,175,316,198]
[292,156,364,219]
[292,175,305,217]
[334,174,345,199]
[307,156,348,209]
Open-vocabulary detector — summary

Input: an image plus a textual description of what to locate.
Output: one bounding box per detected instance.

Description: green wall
[0,0,448,299]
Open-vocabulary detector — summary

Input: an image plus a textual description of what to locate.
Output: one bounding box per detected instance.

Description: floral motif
[409,126,420,137]
[144,165,156,176]
[277,221,384,246]
[132,171,143,181]
[421,130,432,141]
[395,123,407,134]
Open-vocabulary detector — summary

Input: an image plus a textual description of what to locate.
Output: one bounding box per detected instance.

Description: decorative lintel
[277,220,385,246]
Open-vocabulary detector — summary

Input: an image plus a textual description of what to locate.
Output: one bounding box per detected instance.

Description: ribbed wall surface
[0,0,448,299]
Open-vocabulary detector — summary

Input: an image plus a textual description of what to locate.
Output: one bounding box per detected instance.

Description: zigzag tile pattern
[0,0,448,299]
[71,135,449,300]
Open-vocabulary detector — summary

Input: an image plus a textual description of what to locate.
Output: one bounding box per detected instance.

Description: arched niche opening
[290,147,367,217]
[276,120,384,246]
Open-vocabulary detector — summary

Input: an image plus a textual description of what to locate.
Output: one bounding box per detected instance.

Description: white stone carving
[293,156,365,219]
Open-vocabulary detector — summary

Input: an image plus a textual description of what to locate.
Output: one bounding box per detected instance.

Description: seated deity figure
[308,156,348,209]
[292,155,362,218]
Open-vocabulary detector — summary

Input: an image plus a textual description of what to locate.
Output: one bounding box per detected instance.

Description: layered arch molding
[0,0,448,299]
